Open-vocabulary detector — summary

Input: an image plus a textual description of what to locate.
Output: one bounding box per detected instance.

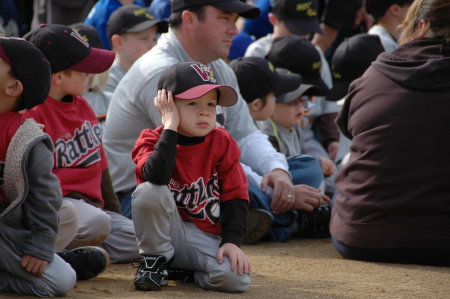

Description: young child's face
[60,70,91,96]
[271,96,308,130]
[175,89,218,137]
[0,57,19,113]
[120,26,158,65]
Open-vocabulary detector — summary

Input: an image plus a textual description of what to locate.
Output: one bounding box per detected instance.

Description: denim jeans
[117,189,134,219]
[248,154,324,242]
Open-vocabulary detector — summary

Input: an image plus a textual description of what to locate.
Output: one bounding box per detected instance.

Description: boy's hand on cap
[154,89,180,131]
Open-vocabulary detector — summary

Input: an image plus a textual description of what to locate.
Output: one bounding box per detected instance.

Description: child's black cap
[158,62,237,106]
[107,5,168,41]
[271,0,322,35]
[267,35,329,96]
[229,56,302,103]
[172,0,260,19]
[24,24,115,74]
[275,68,321,103]
[0,37,51,110]
[70,23,103,49]
[327,33,384,101]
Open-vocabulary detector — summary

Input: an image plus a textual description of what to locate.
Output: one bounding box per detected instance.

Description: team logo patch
[71,31,89,48]
[190,63,217,83]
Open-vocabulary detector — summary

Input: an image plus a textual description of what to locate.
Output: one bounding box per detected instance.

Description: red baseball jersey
[24,96,107,205]
[133,126,249,236]
[0,111,25,207]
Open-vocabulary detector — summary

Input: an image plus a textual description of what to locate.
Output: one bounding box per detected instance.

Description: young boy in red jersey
[131,62,251,292]
[23,24,139,264]
[0,37,76,297]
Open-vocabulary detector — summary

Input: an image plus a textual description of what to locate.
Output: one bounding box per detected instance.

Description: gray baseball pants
[132,182,251,293]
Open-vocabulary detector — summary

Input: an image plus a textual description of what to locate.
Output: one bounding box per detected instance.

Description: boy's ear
[268,13,278,26]
[5,79,24,98]
[248,98,263,111]
[110,34,122,50]
[51,71,64,86]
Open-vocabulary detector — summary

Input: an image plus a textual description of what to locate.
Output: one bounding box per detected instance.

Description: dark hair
[364,0,414,22]
[169,6,206,29]
[399,0,450,44]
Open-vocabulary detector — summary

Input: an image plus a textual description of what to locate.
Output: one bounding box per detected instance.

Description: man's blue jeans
[248,154,323,242]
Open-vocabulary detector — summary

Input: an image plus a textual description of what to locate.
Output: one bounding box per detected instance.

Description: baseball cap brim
[175,84,237,107]
[277,83,321,103]
[213,0,260,19]
[281,18,322,35]
[274,71,302,96]
[125,19,168,34]
[327,79,350,101]
[69,47,115,74]
[303,76,329,96]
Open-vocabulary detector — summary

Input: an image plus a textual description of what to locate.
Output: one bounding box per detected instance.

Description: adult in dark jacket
[331,0,450,266]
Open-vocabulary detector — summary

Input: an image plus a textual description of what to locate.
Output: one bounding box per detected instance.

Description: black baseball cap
[229,56,302,103]
[172,0,260,19]
[271,0,322,35]
[24,24,115,74]
[267,35,329,96]
[70,23,103,49]
[0,37,51,110]
[328,33,384,101]
[275,68,321,103]
[158,62,237,106]
[107,5,168,41]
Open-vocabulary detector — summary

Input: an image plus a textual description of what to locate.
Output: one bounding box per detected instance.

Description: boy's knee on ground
[132,182,172,213]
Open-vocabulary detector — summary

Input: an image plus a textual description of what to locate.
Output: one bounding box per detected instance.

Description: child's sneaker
[56,246,110,280]
[242,208,273,245]
[134,255,172,291]
[295,203,331,238]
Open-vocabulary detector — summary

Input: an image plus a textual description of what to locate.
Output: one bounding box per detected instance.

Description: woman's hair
[399,0,450,44]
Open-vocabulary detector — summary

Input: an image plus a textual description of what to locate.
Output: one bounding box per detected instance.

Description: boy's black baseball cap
[172,0,260,19]
[107,5,168,40]
[24,24,115,74]
[275,68,321,103]
[70,23,103,49]
[327,33,384,101]
[0,37,51,110]
[158,62,237,106]
[271,0,321,35]
[229,56,302,103]
[267,35,329,96]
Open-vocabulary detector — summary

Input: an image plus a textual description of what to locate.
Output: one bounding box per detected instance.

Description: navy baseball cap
[229,56,302,103]
[158,62,237,106]
[172,0,260,19]
[24,24,115,74]
[107,5,168,40]
[0,37,51,110]
[267,35,329,96]
[327,34,384,101]
[271,0,322,35]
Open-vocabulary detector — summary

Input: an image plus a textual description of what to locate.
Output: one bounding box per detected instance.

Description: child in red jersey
[23,24,139,264]
[131,62,251,293]
[0,37,76,297]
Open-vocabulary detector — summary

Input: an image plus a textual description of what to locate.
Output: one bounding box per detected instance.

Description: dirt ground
[2,239,450,299]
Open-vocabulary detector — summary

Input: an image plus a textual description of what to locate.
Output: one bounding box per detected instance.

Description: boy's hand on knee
[21,255,48,276]
[217,243,252,275]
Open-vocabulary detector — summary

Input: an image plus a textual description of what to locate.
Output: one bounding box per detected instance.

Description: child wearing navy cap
[131,62,251,292]
[23,24,139,266]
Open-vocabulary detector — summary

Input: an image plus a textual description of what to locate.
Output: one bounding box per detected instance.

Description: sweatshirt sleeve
[21,141,61,262]
[220,198,248,247]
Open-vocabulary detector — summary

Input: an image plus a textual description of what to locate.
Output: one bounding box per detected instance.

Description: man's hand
[320,157,335,177]
[217,243,251,274]
[293,184,330,212]
[261,169,295,214]
[154,89,180,131]
[21,255,48,276]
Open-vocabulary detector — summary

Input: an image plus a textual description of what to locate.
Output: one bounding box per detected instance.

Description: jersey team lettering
[54,120,102,168]
[170,174,220,224]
